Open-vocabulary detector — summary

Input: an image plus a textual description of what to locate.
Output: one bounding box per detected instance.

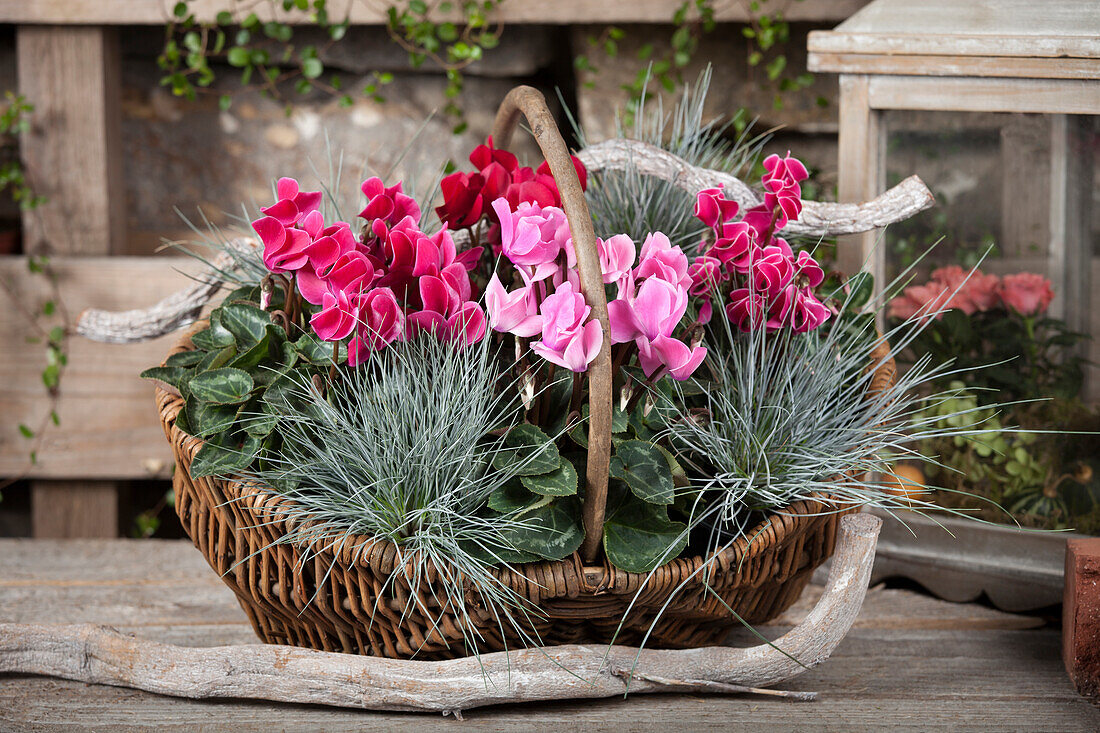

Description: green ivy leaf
[609,440,675,505]
[603,497,688,573]
[520,457,578,497]
[227,46,252,68]
[189,367,254,405]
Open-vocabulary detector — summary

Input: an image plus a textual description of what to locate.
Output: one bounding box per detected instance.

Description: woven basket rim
[159,323,890,596]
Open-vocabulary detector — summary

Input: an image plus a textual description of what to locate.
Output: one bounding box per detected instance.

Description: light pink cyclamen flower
[485,273,542,337]
[635,232,691,290]
[608,276,705,381]
[530,280,603,372]
[598,234,636,286]
[998,272,1054,316]
[492,198,571,281]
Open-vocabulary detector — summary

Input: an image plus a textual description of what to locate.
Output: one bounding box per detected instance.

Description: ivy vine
[160,0,505,134]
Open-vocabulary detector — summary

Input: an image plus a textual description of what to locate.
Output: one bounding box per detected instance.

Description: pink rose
[998,272,1054,316]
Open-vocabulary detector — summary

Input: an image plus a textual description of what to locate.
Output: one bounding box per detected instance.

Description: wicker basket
[156,86,896,660]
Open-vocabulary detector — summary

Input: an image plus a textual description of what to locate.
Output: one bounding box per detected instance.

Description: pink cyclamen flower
[356,287,405,352]
[310,289,358,342]
[607,276,705,381]
[598,234,636,286]
[726,288,767,331]
[492,198,570,281]
[360,177,420,231]
[694,187,740,229]
[998,272,1054,316]
[635,232,691,290]
[252,216,311,274]
[751,245,795,298]
[530,280,602,372]
[260,177,323,227]
[688,255,724,296]
[769,286,831,333]
[485,273,542,337]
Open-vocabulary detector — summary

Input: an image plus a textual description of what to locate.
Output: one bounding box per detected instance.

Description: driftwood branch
[0,514,880,714]
[75,137,933,344]
[575,139,934,238]
[75,249,244,344]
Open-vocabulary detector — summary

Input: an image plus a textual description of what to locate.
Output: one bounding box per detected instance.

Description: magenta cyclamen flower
[348,287,405,364]
[261,177,323,227]
[530,280,602,372]
[310,289,359,342]
[688,255,724,297]
[485,273,543,338]
[725,288,767,332]
[360,177,420,240]
[693,186,740,229]
[769,286,831,333]
[252,216,311,274]
[751,245,795,298]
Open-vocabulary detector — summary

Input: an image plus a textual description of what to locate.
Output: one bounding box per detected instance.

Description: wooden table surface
[1,539,1098,731]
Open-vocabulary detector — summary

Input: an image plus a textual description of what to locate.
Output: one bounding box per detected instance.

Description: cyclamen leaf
[603,498,688,573]
[504,497,585,561]
[228,331,272,371]
[195,344,236,373]
[492,423,559,476]
[520,457,578,497]
[139,366,191,390]
[295,333,344,365]
[192,316,235,350]
[185,396,238,438]
[165,350,205,368]
[219,303,271,347]
[189,435,260,478]
[609,440,675,505]
[487,480,540,513]
[189,368,254,404]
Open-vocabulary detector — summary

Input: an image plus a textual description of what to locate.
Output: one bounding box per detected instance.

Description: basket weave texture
[157,85,896,659]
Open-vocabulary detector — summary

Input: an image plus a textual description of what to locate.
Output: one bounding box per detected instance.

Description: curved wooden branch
[75,137,933,344]
[0,514,880,713]
[575,139,934,238]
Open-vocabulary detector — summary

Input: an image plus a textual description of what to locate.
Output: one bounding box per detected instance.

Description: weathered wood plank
[1,538,1098,729]
[16,27,124,256]
[808,51,1100,80]
[866,76,1100,115]
[29,483,119,539]
[835,75,885,282]
[0,256,206,479]
[810,0,1100,60]
[0,0,867,25]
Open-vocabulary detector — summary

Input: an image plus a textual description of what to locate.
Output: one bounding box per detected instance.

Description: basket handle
[490,86,612,563]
